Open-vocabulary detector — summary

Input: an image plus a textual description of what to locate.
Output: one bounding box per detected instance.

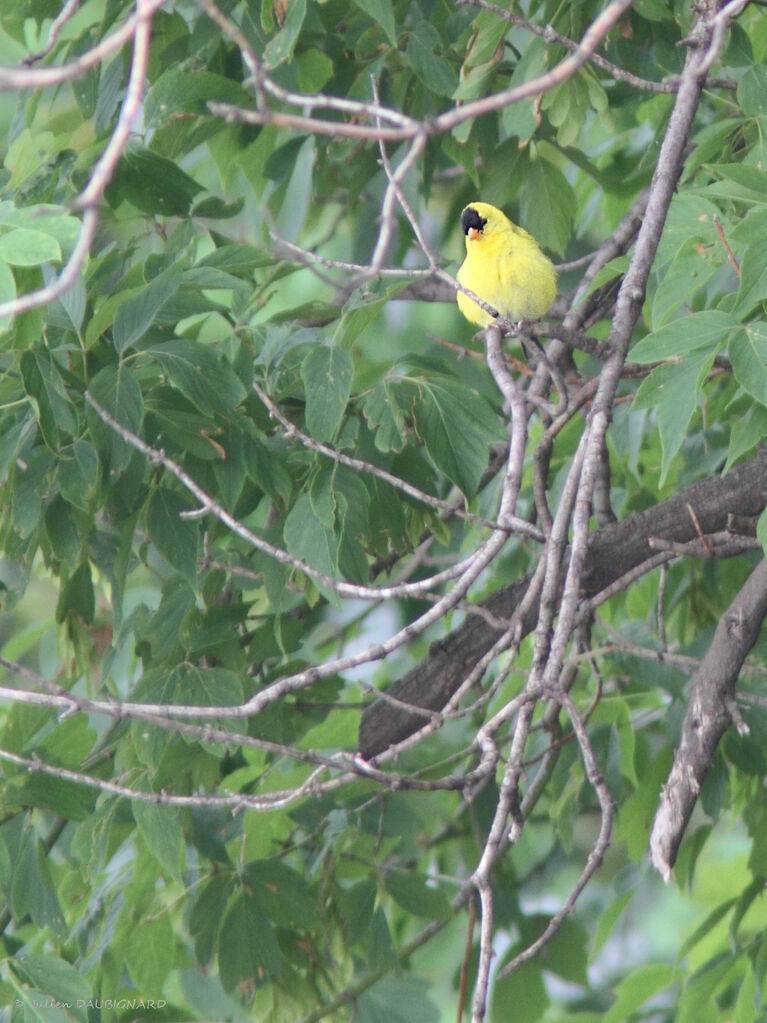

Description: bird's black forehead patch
[461,207,487,236]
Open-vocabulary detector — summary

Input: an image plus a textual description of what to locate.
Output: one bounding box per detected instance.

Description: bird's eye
[461,208,487,236]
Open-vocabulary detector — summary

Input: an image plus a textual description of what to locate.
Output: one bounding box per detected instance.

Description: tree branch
[649,557,767,881]
[358,449,767,757]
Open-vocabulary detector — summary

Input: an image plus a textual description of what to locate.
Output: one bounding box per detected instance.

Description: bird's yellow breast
[456,202,556,327]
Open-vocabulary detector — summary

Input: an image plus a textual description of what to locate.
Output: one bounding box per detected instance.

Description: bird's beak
[467,227,481,241]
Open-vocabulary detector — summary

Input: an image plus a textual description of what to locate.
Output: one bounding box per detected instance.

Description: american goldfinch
[456,202,557,327]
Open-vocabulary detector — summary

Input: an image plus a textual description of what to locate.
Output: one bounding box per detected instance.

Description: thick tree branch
[649,557,767,881]
[358,449,767,757]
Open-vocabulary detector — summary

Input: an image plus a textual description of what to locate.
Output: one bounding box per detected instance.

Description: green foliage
[1,0,767,1021]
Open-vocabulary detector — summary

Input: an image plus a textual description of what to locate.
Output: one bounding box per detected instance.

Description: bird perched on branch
[456,201,557,327]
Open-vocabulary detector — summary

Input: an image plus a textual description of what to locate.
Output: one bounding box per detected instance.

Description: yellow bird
[456,202,557,327]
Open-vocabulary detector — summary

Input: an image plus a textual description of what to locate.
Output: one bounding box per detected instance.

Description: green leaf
[594,888,636,953]
[731,208,767,250]
[284,493,338,582]
[0,227,60,266]
[358,975,440,1023]
[729,875,766,944]
[267,298,340,325]
[406,23,457,98]
[352,0,396,45]
[0,201,81,251]
[412,375,502,497]
[310,462,336,527]
[367,906,398,971]
[4,772,94,821]
[499,38,548,143]
[757,506,767,558]
[333,294,389,350]
[301,344,353,442]
[0,413,34,484]
[37,714,97,769]
[491,957,549,1023]
[463,9,508,68]
[133,800,185,881]
[455,61,501,106]
[145,69,251,128]
[106,143,203,216]
[630,310,737,362]
[263,136,307,182]
[179,969,246,1021]
[55,560,95,624]
[615,747,672,861]
[218,889,282,991]
[263,0,306,67]
[384,869,451,920]
[190,876,231,965]
[87,364,144,473]
[441,132,480,186]
[189,805,237,864]
[651,238,717,327]
[148,338,246,417]
[521,155,575,256]
[538,916,589,985]
[367,476,409,553]
[46,491,80,561]
[734,243,767,316]
[703,164,767,205]
[725,403,767,472]
[57,440,100,510]
[113,264,184,353]
[197,242,274,275]
[585,254,630,296]
[72,67,97,120]
[632,348,716,485]
[52,269,85,334]
[363,378,410,451]
[334,468,371,583]
[591,697,637,785]
[136,575,196,661]
[146,486,199,581]
[338,879,377,944]
[191,195,245,219]
[0,258,16,330]
[685,119,742,178]
[10,448,51,539]
[737,65,767,117]
[4,129,55,189]
[124,913,174,992]
[20,346,77,448]
[10,834,66,933]
[244,859,320,928]
[678,899,737,961]
[245,428,293,503]
[604,964,680,1023]
[730,326,767,407]
[173,664,244,707]
[296,47,335,92]
[10,955,91,1020]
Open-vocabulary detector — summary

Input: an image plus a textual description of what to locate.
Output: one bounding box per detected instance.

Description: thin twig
[22,0,82,65]
[0,0,167,89]
[85,390,500,603]
[0,0,158,322]
[253,380,540,539]
[713,215,741,275]
[457,0,735,93]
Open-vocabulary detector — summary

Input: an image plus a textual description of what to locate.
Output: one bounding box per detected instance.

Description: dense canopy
[2,0,767,1020]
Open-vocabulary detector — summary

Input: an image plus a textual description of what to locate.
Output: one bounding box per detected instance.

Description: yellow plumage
[456,201,557,327]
